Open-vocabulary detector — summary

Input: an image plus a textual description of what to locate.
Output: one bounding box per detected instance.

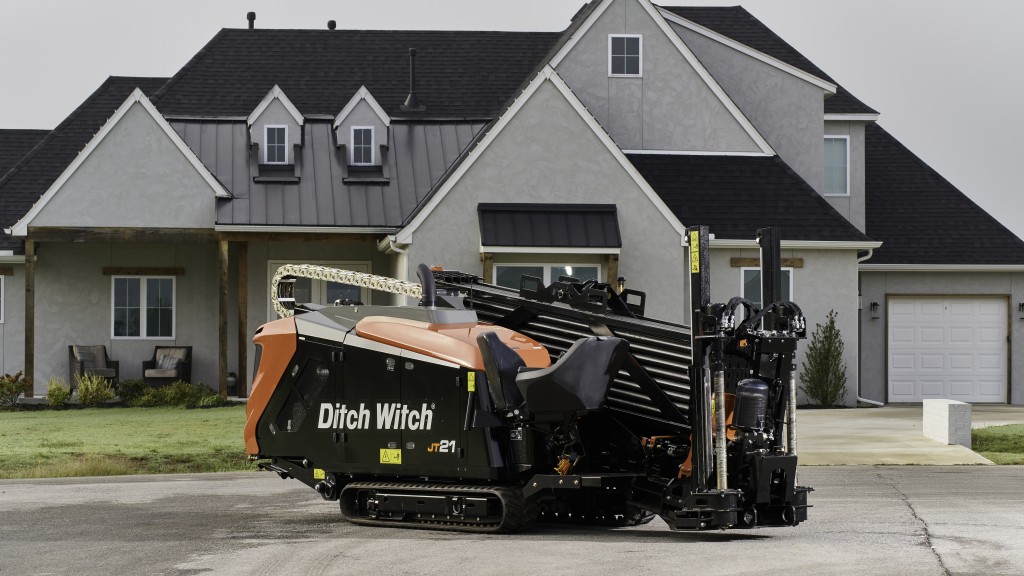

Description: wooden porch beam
[26,227,217,244]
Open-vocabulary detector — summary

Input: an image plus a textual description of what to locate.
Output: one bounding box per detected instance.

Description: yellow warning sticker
[313,468,325,480]
[380,449,402,465]
[689,230,701,273]
[467,372,476,392]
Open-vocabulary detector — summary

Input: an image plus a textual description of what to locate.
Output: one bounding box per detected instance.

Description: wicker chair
[68,345,119,394]
[142,346,192,387]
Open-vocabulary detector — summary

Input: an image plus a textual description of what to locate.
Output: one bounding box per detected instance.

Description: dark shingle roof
[865,123,1024,265]
[0,77,168,252]
[153,29,562,119]
[628,154,871,242]
[0,129,50,179]
[478,204,621,248]
[661,6,876,115]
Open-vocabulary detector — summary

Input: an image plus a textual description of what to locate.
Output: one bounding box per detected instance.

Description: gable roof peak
[247,84,304,126]
[333,85,391,128]
[9,89,229,237]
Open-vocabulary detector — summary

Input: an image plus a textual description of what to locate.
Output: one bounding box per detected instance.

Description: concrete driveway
[797,405,1024,465]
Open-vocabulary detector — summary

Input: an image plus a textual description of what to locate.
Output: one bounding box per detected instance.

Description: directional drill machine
[245,226,811,532]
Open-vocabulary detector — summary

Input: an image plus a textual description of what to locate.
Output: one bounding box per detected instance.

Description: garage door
[888,297,1007,403]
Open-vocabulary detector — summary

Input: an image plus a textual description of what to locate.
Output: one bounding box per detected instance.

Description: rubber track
[340,482,537,534]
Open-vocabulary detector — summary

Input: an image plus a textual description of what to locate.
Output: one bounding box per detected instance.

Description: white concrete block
[922,399,972,448]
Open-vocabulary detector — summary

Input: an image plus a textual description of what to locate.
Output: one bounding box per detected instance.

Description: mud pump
[245,226,811,532]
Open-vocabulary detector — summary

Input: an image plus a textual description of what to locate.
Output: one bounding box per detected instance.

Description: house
[1,0,1021,405]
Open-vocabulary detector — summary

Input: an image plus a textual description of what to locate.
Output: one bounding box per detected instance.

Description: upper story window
[609,35,642,77]
[741,267,793,306]
[112,276,175,339]
[351,127,374,165]
[824,136,849,196]
[265,125,288,164]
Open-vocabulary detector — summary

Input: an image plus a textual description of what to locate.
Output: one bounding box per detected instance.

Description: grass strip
[972,424,1024,465]
[0,406,254,479]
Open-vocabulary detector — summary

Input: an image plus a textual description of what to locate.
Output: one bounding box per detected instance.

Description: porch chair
[68,345,120,394]
[142,346,192,387]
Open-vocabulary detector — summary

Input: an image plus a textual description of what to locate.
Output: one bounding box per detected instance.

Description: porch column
[24,240,35,397]
[218,239,228,397]
[236,242,248,397]
[480,252,494,284]
[605,254,619,287]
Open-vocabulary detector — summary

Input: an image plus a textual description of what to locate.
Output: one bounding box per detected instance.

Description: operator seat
[514,336,628,419]
[477,331,527,410]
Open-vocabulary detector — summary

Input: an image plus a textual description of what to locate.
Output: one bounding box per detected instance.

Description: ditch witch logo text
[317,403,434,431]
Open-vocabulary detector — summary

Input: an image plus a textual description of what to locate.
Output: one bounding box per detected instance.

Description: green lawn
[0,406,254,479]
[973,424,1024,465]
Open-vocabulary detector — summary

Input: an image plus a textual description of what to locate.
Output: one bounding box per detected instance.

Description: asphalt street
[1,467,1022,576]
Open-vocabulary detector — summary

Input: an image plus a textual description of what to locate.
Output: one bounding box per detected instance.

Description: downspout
[855,249,884,406]
[378,235,410,305]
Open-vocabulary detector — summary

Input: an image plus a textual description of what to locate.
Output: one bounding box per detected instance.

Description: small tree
[0,371,29,408]
[800,309,848,406]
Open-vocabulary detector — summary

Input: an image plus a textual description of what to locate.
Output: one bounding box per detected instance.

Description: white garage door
[888,297,1007,403]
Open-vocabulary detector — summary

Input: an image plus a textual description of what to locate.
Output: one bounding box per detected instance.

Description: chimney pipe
[400,48,426,112]
[327,20,336,30]
[247,11,255,29]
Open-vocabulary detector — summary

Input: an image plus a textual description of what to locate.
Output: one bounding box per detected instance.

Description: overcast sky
[2,0,1021,241]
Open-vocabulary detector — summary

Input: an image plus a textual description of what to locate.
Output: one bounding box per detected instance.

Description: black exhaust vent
[246,11,255,29]
[400,48,426,112]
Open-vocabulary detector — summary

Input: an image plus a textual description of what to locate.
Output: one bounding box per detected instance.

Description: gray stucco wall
[824,121,866,231]
[859,271,1024,405]
[32,102,216,229]
[334,100,387,166]
[555,0,759,153]
[30,242,219,394]
[674,24,826,195]
[406,78,688,323]
[250,98,302,164]
[1,267,25,376]
[711,246,861,406]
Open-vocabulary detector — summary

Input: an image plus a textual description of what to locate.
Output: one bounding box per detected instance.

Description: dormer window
[609,35,642,77]
[351,127,374,165]
[265,126,288,164]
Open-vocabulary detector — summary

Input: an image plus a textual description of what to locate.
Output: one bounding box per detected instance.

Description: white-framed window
[741,267,794,306]
[493,264,601,290]
[824,135,849,196]
[351,127,374,165]
[267,261,371,321]
[0,276,5,324]
[265,125,288,164]
[111,276,175,339]
[609,34,642,77]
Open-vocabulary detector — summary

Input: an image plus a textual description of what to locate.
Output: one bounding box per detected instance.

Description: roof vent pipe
[247,12,255,29]
[327,20,336,30]
[400,48,426,112]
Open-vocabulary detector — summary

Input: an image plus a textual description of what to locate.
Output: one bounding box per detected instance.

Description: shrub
[130,381,219,408]
[799,309,848,406]
[196,393,230,408]
[77,374,115,407]
[46,378,71,407]
[116,379,147,404]
[0,371,29,408]
[130,387,168,407]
